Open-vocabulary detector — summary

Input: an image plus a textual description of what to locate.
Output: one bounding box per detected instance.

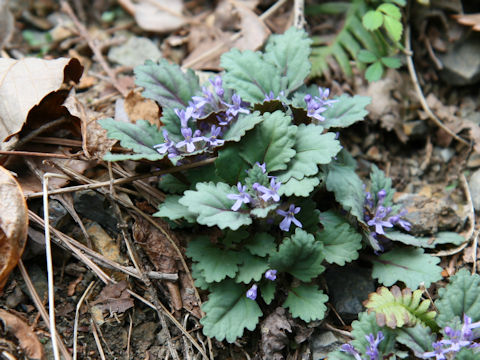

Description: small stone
[469,169,480,211]
[310,331,342,359]
[108,37,162,68]
[438,33,480,86]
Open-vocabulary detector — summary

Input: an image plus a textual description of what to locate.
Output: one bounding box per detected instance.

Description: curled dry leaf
[0,57,83,143]
[453,13,480,31]
[0,0,14,50]
[118,0,186,33]
[183,1,270,70]
[0,166,28,291]
[0,309,45,360]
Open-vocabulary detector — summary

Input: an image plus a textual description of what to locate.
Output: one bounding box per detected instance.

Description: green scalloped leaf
[260,281,276,305]
[264,27,312,94]
[371,248,442,289]
[269,228,325,282]
[350,312,396,357]
[362,10,383,30]
[179,182,252,230]
[435,269,480,328]
[383,15,403,42]
[240,111,297,172]
[364,286,437,330]
[250,204,278,218]
[221,49,282,103]
[322,95,371,129]
[154,195,196,223]
[283,284,328,322]
[235,252,269,284]
[386,231,465,248]
[365,61,383,82]
[191,262,209,290]
[201,280,262,343]
[276,125,341,183]
[158,174,189,194]
[135,59,200,109]
[215,145,250,185]
[186,240,242,283]
[325,158,365,222]
[244,232,277,257]
[317,210,362,266]
[278,176,320,197]
[98,118,166,161]
[222,111,263,142]
[396,324,435,358]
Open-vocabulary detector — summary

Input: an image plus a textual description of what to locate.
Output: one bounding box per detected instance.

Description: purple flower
[364,188,411,240]
[246,284,257,300]
[265,269,277,281]
[264,91,276,101]
[174,107,194,128]
[154,129,175,155]
[276,204,302,232]
[255,178,281,202]
[226,93,250,118]
[422,314,480,359]
[365,331,384,360]
[340,344,362,360]
[226,182,252,211]
[367,206,394,235]
[255,162,267,173]
[422,342,448,360]
[204,125,224,147]
[175,127,204,153]
[304,87,337,122]
[210,75,224,97]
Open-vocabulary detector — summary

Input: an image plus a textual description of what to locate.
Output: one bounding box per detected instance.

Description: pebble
[469,169,480,211]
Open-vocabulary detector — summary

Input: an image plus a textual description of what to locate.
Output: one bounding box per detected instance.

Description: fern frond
[310,0,390,78]
[364,286,438,330]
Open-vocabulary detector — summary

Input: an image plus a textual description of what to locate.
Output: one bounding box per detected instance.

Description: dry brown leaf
[91,280,134,319]
[453,13,480,31]
[123,91,161,126]
[0,309,45,360]
[183,1,270,70]
[0,57,83,143]
[0,0,14,50]
[119,0,186,33]
[0,166,28,291]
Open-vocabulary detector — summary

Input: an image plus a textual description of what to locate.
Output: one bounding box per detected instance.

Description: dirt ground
[0,0,479,359]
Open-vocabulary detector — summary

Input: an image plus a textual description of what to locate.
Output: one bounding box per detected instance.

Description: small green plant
[307,0,405,81]
[100,28,463,343]
[328,269,480,359]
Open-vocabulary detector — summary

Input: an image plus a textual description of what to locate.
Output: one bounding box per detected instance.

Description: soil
[0,0,479,359]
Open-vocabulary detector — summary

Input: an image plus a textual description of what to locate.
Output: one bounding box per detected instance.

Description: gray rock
[438,33,480,86]
[310,331,342,360]
[469,169,480,211]
[108,36,162,68]
[324,265,375,321]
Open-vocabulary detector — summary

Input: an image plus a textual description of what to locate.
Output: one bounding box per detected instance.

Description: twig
[18,260,72,360]
[43,173,70,360]
[0,150,81,158]
[293,0,306,29]
[126,313,133,360]
[25,157,216,199]
[436,173,476,256]
[60,1,128,97]
[90,319,106,360]
[472,230,479,274]
[405,25,470,147]
[73,281,96,360]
